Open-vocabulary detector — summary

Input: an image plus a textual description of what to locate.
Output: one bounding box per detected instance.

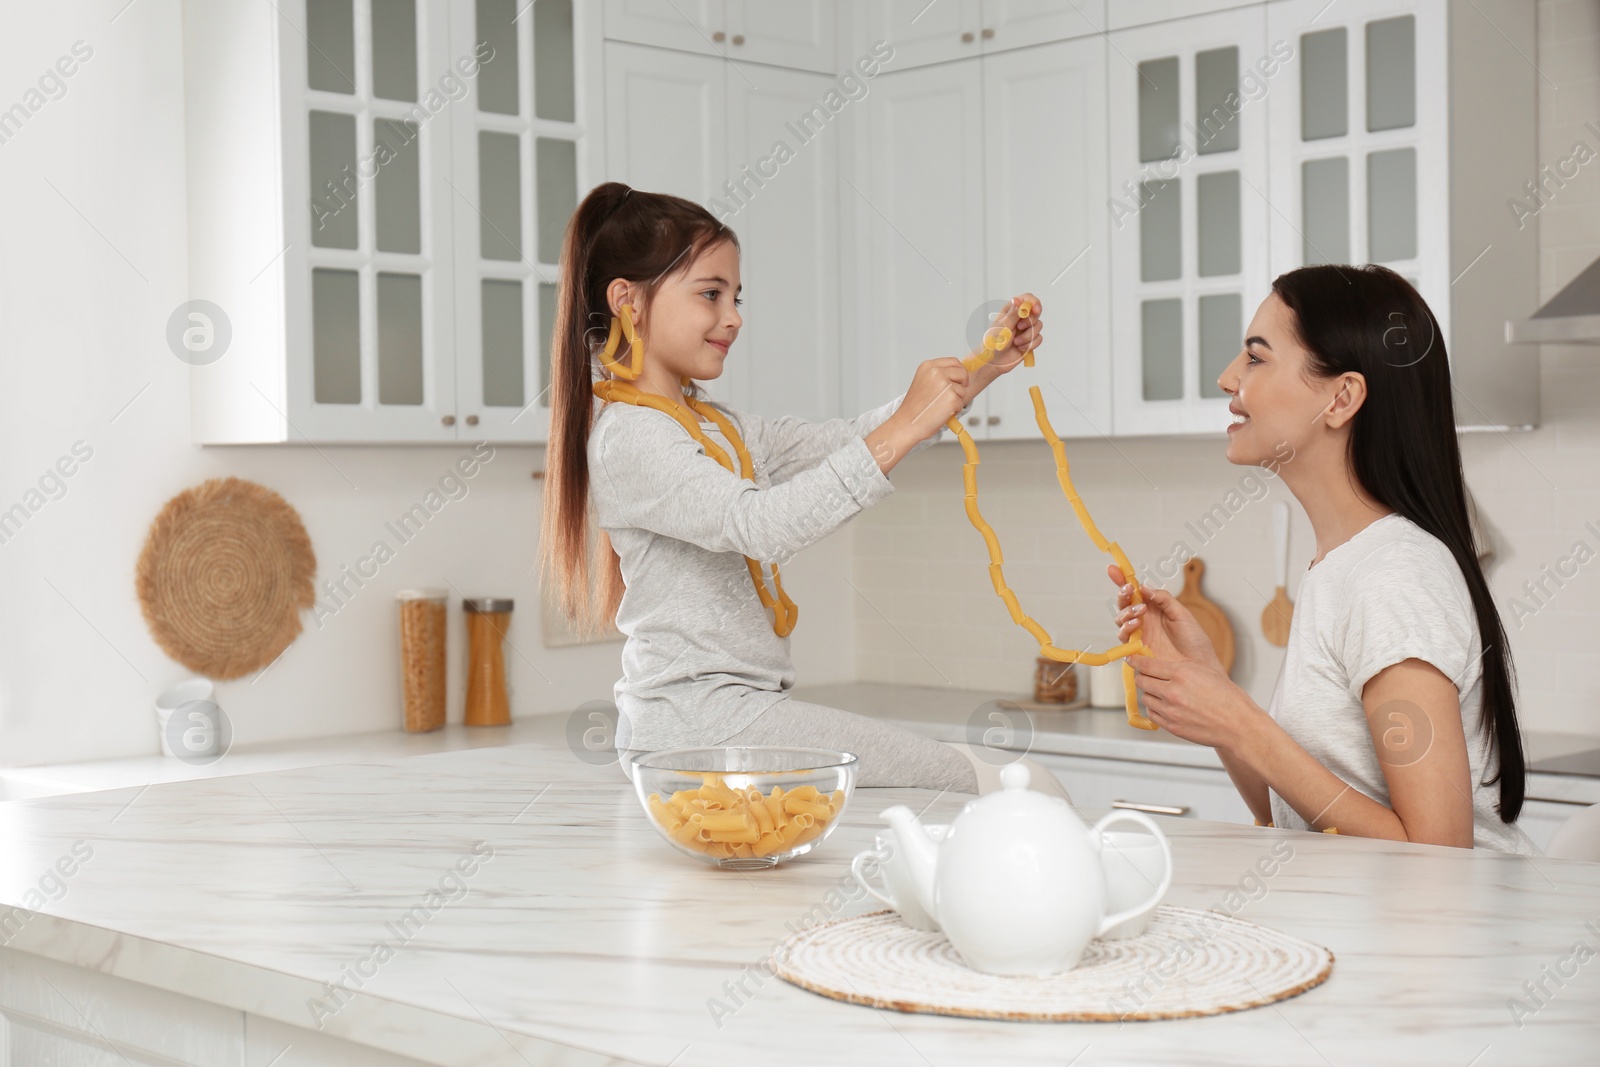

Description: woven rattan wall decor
[136,477,316,679]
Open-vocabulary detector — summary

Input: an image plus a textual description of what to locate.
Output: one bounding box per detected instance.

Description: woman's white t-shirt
[1265,512,1538,854]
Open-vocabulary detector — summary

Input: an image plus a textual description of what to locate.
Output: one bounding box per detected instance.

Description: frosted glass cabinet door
[449,0,587,442]
[283,0,458,442]
[1266,0,1446,329]
[1108,6,1268,436]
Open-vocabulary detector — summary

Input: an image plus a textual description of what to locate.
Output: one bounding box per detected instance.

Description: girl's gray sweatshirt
[588,390,959,752]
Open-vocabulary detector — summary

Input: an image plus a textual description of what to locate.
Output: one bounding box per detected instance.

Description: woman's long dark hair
[1272,264,1525,822]
[537,182,737,637]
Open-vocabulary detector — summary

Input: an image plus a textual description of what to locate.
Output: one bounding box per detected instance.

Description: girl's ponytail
[537,182,737,636]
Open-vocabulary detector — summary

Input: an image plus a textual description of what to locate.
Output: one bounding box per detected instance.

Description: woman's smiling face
[1218,291,1350,467]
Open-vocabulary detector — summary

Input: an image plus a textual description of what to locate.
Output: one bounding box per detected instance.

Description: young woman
[539,181,1064,796]
[1111,264,1535,852]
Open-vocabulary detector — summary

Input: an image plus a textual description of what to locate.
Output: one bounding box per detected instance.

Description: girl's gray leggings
[616,697,980,792]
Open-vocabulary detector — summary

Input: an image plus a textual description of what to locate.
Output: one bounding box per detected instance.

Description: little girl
[538,182,1061,795]
[1111,264,1536,853]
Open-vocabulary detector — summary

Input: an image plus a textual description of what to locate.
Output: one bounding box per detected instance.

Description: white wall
[853,0,1600,743]
[0,0,858,767]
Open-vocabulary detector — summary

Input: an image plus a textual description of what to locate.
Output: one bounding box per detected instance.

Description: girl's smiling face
[616,239,743,386]
[1218,291,1362,467]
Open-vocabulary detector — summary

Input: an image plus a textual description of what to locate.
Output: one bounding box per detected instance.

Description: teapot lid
[962,762,1075,818]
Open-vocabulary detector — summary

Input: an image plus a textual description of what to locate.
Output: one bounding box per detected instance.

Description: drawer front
[1030,753,1253,825]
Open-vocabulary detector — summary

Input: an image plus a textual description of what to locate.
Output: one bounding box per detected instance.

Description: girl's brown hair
[537,182,738,636]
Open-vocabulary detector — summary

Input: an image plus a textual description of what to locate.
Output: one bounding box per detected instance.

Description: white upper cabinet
[847,0,1107,70]
[603,42,841,423]
[1107,5,1270,437]
[184,0,600,444]
[982,36,1112,441]
[844,33,1110,442]
[602,0,834,73]
[1265,0,1538,430]
[848,59,990,432]
[449,0,588,443]
[1265,1,1446,316]
[718,63,842,424]
[1107,0,1265,33]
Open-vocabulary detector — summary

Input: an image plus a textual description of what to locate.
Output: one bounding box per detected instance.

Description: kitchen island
[1,713,1597,1066]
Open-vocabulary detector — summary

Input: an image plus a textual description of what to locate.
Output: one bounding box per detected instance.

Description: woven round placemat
[136,477,316,680]
[774,907,1332,1022]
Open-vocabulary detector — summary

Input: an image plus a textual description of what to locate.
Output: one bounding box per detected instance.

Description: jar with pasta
[463,597,513,727]
[396,590,447,733]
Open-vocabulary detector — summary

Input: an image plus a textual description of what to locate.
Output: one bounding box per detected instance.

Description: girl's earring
[599,303,645,381]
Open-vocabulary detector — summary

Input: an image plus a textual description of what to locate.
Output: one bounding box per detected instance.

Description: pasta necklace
[592,304,798,637]
[591,301,1155,730]
[952,304,1156,731]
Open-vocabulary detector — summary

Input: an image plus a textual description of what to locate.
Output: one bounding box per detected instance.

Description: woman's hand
[1106,563,1264,752]
[1124,653,1266,752]
[1107,564,1220,670]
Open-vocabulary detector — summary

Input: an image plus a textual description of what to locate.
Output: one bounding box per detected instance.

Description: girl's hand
[978,294,1044,374]
[896,357,972,441]
[1106,564,1221,671]
[1125,653,1264,752]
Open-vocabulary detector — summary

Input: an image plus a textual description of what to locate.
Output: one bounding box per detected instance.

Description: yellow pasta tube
[782,797,833,820]
[1124,656,1158,731]
[692,810,754,833]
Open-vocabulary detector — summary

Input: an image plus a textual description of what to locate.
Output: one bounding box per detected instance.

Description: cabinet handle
[961,31,975,43]
[986,415,1000,426]
[712,30,725,42]
[465,414,480,426]
[731,34,744,45]
[1111,800,1190,817]
[966,415,981,427]
[441,415,456,427]
[981,27,995,39]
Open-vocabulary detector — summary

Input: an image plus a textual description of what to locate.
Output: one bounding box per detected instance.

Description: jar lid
[463,597,514,613]
[395,588,448,601]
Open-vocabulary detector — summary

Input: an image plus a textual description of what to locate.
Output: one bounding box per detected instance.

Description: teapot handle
[1090,811,1174,938]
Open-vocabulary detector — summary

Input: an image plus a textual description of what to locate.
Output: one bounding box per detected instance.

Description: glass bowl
[632,746,858,870]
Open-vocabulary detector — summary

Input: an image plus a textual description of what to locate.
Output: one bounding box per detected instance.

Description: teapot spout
[879,805,941,922]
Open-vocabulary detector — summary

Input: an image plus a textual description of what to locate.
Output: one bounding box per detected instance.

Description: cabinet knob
[966,415,980,427]
[961,31,975,43]
[731,34,744,45]
[441,415,456,427]
[712,30,725,42]
[465,414,480,426]
[981,27,995,39]
[986,415,1000,425]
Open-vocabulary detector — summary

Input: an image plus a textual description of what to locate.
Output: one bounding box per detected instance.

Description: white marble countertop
[2,713,1598,1066]
[793,682,1600,804]
[7,681,1598,805]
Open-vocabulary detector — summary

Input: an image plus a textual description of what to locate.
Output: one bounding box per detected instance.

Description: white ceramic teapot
[879,763,1172,976]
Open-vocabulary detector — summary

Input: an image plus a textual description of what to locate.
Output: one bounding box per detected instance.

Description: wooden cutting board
[1176,557,1235,676]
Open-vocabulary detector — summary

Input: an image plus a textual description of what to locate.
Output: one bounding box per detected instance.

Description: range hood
[1506,257,1600,344]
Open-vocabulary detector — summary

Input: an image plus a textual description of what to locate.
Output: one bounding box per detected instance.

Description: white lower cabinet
[1030,752,1254,825]
[0,948,434,1066]
[1030,752,1587,855]
[1518,798,1590,856]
